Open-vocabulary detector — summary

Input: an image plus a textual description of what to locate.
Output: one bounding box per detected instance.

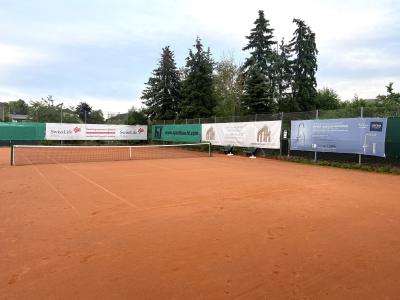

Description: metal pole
[359,107,364,165]
[60,105,63,145]
[314,109,318,162]
[10,144,14,166]
[84,111,87,124]
[280,112,283,156]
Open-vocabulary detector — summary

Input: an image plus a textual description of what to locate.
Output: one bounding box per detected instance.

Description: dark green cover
[152,124,201,143]
[386,117,400,158]
[0,122,46,141]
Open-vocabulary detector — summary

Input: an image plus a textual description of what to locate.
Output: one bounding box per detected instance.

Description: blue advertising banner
[290,118,388,157]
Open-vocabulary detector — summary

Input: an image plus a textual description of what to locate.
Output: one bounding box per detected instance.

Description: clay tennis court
[1,146,400,299]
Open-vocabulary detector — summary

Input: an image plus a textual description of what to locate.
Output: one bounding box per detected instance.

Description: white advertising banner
[202,121,282,149]
[45,123,147,140]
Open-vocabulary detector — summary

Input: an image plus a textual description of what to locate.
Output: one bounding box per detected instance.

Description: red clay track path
[1,147,400,299]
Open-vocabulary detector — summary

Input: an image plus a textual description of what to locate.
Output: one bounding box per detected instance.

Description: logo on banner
[370,122,383,132]
[154,126,162,139]
[206,127,215,140]
[74,127,81,133]
[257,126,271,143]
[138,127,145,134]
[296,122,306,145]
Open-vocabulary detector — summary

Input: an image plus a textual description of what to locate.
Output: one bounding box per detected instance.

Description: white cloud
[319,76,400,101]
[0,44,51,67]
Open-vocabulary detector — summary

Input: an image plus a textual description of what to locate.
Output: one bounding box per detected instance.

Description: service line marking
[33,166,82,218]
[61,164,140,209]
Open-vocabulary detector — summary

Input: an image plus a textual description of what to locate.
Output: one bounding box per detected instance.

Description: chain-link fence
[153,106,400,125]
[152,106,400,167]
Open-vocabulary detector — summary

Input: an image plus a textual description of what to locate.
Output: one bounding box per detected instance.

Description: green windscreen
[152,124,201,143]
[0,122,46,141]
[386,117,400,158]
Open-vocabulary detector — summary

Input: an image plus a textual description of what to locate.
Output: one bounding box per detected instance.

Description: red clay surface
[1,147,400,299]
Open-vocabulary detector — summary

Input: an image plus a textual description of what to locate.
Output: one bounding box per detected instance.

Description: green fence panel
[386,117,400,158]
[152,124,201,143]
[0,122,46,141]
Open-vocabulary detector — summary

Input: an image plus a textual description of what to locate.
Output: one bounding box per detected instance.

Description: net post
[208,142,211,157]
[314,110,318,162]
[129,146,132,159]
[358,107,364,165]
[10,144,14,166]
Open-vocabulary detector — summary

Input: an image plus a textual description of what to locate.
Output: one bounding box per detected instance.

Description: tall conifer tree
[242,66,272,114]
[141,46,181,120]
[242,10,277,114]
[274,39,298,111]
[180,37,215,118]
[289,19,318,111]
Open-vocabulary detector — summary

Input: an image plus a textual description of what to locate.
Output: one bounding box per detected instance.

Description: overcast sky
[1,0,399,116]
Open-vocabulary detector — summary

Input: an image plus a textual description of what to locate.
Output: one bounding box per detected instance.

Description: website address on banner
[164,131,199,136]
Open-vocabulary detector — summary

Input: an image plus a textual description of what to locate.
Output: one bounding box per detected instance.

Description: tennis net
[11,143,211,166]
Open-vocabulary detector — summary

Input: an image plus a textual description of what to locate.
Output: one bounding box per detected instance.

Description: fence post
[359,107,364,165]
[314,110,318,162]
[198,118,201,124]
[255,114,257,121]
[10,144,14,166]
[280,112,283,156]
[214,116,217,123]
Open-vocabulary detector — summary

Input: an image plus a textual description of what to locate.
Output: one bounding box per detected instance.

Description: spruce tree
[180,37,215,118]
[141,46,181,120]
[242,66,272,114]
[274,39,298,112]
[289,19,318,111]
[243,10,276,74]
[242,10,277,114]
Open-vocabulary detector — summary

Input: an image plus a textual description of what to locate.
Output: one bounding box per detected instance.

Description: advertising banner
[0,122,45,141]
[290,118,387,157]
[202,121,282,149]
[386,117,400,158]
[152,124,201,143]
[45,123,147,140]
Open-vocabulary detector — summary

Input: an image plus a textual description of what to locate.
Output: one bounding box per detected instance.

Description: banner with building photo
[45,123,147,140]
[290,118,388,157]
[152,124,201,143]
[202,121,282,149]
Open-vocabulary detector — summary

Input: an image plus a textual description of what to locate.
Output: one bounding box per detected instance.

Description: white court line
[61,164,139,209]
[33,166,82,218]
